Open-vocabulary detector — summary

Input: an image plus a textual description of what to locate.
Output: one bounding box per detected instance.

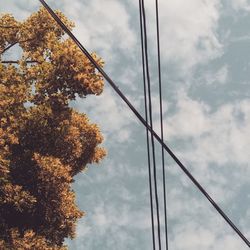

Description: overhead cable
[138,0,156,249]
[38,0,250,247]
[140,0,162,249]
[154,0,169,249]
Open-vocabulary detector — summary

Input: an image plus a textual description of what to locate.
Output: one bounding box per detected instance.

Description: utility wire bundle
[39,0,250,249]
[139,0,168,249]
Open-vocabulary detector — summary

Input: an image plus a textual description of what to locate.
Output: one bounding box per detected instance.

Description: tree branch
[0,38,36,55]
[0,42,18,55]
[1,60,38,64]
[0,25,19,29]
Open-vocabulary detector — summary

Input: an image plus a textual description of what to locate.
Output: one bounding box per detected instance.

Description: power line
[155,0,169,249]
[138,0,156,248]
[39,0,250,247]
[140,0,162,249]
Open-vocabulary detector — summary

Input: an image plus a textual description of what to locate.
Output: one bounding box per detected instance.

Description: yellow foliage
[0,229,67,249]
[0,7,106,249]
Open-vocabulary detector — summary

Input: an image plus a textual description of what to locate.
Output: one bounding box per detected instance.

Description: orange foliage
[0,7,106,249]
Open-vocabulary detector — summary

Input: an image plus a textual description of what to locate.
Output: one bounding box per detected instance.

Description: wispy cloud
[59,0,137,62]
[0,0,39,19]
[164,91,250,168]
[138,0,223,74]
[2,1,250,250]
[72,87,137,144]
[231,0,250,11]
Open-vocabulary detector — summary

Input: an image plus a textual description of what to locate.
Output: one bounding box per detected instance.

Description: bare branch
[0,25,19,29]
[1,60,38,64]
[0,41,18,55]
[0,38,36,55]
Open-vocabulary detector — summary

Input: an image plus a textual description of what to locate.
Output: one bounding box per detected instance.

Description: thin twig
[0,25,19,29]
[1,60,38,64]
[0,38,36,55]
[0,42,18,55]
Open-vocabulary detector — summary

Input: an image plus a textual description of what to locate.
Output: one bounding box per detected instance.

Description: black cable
[155,0,169,249]
[39,1,250,247]
[140,0,162,249]
[138,0,156,248]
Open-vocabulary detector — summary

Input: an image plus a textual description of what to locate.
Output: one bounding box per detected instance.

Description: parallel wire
[138,0,156,248]
[140,0,162,249]
[39,1,250,247]
[155,0,169,249]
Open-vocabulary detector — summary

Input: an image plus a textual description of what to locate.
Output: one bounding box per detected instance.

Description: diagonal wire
[38,1,250,247]
[155,0,169,249]
[140,0,162,249]
[138,0,156,249]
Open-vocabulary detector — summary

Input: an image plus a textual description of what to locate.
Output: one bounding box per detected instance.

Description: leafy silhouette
[0,8,106,249]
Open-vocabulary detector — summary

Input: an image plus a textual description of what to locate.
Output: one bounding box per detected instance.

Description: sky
[1,0,250,249]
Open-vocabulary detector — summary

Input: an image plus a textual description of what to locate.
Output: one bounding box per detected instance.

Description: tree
[0,7,106,249]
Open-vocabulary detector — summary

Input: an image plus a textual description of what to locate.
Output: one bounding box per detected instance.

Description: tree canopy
[0,7,106,249]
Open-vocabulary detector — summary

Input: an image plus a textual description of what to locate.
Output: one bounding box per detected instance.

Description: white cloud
[75,220,92,238]
[173,225,216,250]
[230,35,250,43]
[231,0,250,11]
[71,192,152,249]
[0,0,39,20]
[215,65,229,84]
[78,159,148,186]
[172,221,249,250]
[59,0,224,77]
[2,0,223,74]
[91,202,150,231]
[201,65,229,85]
[164,91,250,167]
[60,0,136,61]
[73,87,136,144]
[164,179,249,250]
[140,0,223,73]
[165,90,211,139]
[154,91,250,205]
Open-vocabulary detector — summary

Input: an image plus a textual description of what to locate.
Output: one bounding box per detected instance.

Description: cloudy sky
[1,0,250,249]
